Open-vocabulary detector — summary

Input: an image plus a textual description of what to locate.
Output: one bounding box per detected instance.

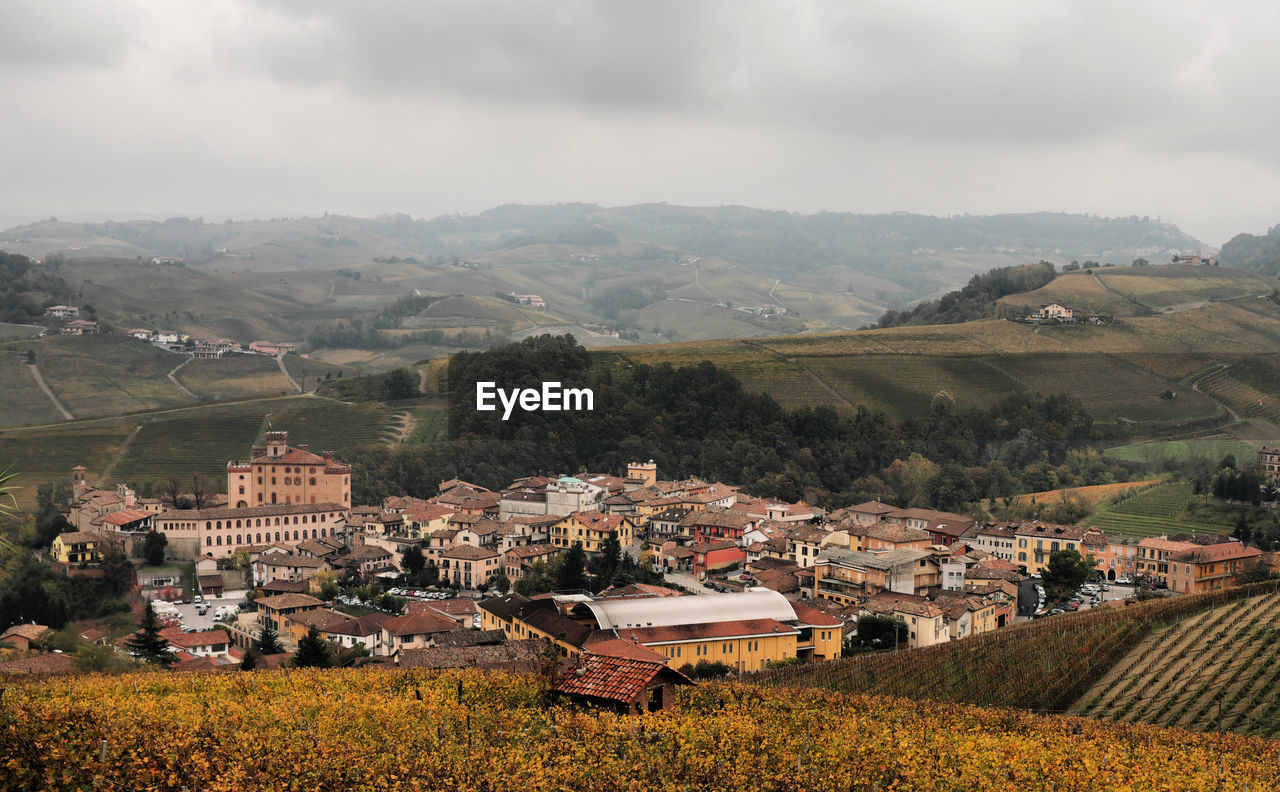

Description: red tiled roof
[381,611,457,637]
[582,633,671,663]
[160,628,231,649]
[553,654,691,703]
[619,619,799,645]
[102,509,152,526]
[257,593,325,610]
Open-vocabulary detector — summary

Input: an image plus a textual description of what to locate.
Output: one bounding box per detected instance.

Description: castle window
[206,537,212,546]
[236,534,241,545]
[216,535,222,546]
[256,533,261,543]
[310,478,316,486]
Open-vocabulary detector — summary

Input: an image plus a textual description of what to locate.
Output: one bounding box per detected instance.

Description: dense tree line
[371,294,438,329]
[341,335,1118,510]
[0,250,75,324]
[1219,224,1280,275]
[871,261,1057,328]
[319,367,420,401]
[306,319,503,350]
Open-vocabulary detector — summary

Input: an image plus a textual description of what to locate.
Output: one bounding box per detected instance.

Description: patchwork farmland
[1081,481,1234,538]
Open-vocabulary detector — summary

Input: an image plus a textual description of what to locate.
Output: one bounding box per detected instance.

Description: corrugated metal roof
[583,588,797,630]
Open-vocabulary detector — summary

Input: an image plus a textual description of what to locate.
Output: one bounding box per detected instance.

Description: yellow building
[227,431,351,509]
[1012,522,1096,576]
[51,531,108,565]
[551,510,635,553]
[1167,541,1263,594]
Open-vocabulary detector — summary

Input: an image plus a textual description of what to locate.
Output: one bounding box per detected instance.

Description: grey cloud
[0,1,139,68]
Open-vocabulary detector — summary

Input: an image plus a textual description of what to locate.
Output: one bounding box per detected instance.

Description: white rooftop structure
[581,588,797,630]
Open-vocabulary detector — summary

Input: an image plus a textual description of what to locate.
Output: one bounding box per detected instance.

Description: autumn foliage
[2,667,1279,791]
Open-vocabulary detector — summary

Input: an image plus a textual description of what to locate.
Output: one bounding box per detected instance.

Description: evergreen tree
[491,571,511,595]
[557,542,588,591]
[143,530,168,566]
[125,602,175,667]
[402,543,425,578]
[292,626,331,668]
[256,622,284,655]
[589,536,622,590]
[240,648,259,671]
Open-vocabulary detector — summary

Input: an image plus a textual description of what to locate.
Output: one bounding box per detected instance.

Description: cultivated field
[4,667,1280,791]
[0,322,46,340]
[0,396,396,501]
[1081,481,1233,538]
[30,335,192,418]
[174,355,294,401]
[799,355,1022,419]
[1102,437,1257,465]
[0,352,63,427]
[1010,480,1160,507]
[1073,591,1280,736]
[755,581,1280,720]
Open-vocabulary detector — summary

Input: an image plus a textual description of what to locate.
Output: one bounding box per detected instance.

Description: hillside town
[5,429,1272,693]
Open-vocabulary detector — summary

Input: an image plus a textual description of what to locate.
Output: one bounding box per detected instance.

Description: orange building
[227,431,351,509]
[1166,542,1263,594]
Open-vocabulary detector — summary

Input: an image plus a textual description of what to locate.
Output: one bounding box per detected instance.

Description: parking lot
[149,589,248,632]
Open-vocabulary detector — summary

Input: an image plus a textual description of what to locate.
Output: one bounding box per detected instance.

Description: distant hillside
[872,260,1056,328]
[997,264,1276,317]
[1220,224,1280,275]
[0,207,1206,348]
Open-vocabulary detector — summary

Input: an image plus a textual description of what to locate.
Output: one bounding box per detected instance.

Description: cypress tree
[125,602,175,667]
[292,626,332,668]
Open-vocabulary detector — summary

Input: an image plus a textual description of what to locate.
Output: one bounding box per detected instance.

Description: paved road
[1017,578,1040,617]
[663,571,711,594]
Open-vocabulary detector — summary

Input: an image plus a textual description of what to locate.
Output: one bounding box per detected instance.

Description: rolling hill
[1,208,1207,359]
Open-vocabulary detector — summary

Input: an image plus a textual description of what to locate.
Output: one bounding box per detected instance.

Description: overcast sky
[2,0,1277,245]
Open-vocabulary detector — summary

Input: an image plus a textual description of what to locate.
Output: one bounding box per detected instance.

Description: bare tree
[190,473,214,511]
[162,477,183,508]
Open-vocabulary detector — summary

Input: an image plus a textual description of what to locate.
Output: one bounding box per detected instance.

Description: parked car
[1067,602,1080,611]
[1049,608,1065,615]
[195,603,210,616]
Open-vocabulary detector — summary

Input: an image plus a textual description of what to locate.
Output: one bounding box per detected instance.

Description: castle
[226,431,351,509]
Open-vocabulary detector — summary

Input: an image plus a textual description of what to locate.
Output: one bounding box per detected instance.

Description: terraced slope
[1073,591,1280,736]
[1082,481,1233,538]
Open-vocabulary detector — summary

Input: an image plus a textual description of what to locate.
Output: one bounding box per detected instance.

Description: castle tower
[71,465,87,501]
[627,460,658,487]
[264,431,289,458]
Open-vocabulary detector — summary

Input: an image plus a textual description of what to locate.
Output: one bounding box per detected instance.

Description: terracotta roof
[54,531,105,545]
[679,508,754,529]
[162,628,231,649]
[102,509,152,526]
[326,613,391,637]
[156,502,345,521]
[790,601,844,627]
[847,500,899,515]
[1,623,51,642]
[260,579,310,594]
[396,639,546,670]
[554,654,692,702]
[581,633,670,663]
[287,609,356,633]
[695,540,742,553]
[618,619,799,645]
[247,447,329,466]
[433,628,507,647]
[863,523,932,544]
[479,593,531,621]
[505,543,560,560]
[0,654,74,675]
[411,597,481,618]
[1012,521,1096,542]
[443,545,500,561]
[381,611,458,637]
[259,552,329,569]
[596,583,682,599]
[197,574,225,588]
[257,593,325,610]
[1170,543,1262,563]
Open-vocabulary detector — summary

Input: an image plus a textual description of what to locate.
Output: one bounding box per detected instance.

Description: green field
[0,422,136,507]
[0,352,63,426]
[0,396,396,504]
[0,322,46,340]
[1081,481,1234,538]
[174,354,294,400]
[31,335,193,419]
[1102,437,1257,465]
[800,355,1022,418]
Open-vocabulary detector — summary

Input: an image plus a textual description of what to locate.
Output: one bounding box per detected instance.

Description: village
[2,427,1269,709]
[38,304,297,358]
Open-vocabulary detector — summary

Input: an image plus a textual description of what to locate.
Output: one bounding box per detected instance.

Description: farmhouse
[508,293,546,308]
[1167,542,1262,594]
[61,319,99,335]
[1030,303,1103,324]
[249,341,296,355]
[43,305,79,319]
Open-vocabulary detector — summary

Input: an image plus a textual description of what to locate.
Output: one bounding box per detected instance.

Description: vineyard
[1009,480,1160,507]
[0,422,135,507]
[0,352,63,427]
[751,581,1280,716]
[1196,356,1280,424]
[1082,481,1234,538]
[1073,591,1280,736]
[798,355,1021,419]
[3,667,1279,792]
[32,336,193,418]
[174,355,293,401]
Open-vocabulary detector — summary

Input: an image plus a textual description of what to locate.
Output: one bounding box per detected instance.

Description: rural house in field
[552,654,693,715]
[1030,303,1103,324]
[43,305,79,319]
[60,319,99,335]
